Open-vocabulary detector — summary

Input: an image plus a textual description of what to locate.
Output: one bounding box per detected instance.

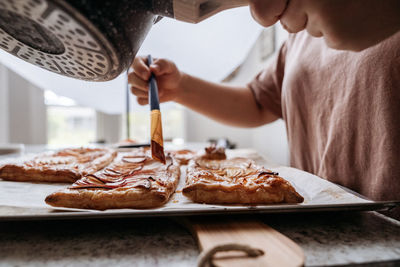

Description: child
[129,0,400,218]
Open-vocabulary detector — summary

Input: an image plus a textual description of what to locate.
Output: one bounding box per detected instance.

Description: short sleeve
[247,41,287,118]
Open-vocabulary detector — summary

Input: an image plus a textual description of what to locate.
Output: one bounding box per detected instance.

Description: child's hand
[128,56,185,105]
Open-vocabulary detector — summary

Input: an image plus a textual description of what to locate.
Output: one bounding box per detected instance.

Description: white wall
[0,65,9,143]
[251,24,289,165]
[0,62,122,146]
[0,24,290,156]
[184,25,290,165]
[185,109,254,148]
[0,65,47,145]
[96,111,122,144]
[8,69,47,144]
[184,27,274,149]
[275,24,289,49]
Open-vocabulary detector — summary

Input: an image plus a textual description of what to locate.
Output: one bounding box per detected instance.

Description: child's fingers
[131,56,151,80]
[128,72,148,91]
[130,86,148,98]
[137,97,149,106]
[151,58,176,76]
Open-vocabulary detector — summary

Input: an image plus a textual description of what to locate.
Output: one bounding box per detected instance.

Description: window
[122,104,185,144]
[45,91,96,146]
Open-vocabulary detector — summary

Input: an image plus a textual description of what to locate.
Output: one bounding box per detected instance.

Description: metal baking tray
[0,149,399,221]
[0,200,398,222]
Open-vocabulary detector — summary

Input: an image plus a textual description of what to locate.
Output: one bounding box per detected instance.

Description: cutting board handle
[182,217,305,267]
[198,243,264,267]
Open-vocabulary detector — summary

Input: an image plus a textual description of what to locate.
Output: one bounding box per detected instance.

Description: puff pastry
[183,155,304,204]
[168,149,198,165]
[45,148,180,210]
[0,147,117,183]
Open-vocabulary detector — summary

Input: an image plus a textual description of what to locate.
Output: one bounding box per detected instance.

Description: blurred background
[0,6,289,165]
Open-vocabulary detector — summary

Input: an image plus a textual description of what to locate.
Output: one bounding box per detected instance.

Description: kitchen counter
[0,211,399,267]
[1,146,400,266]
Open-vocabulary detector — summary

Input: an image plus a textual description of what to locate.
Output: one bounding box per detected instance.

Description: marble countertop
[1,146,400,266]
[0,211,400,267]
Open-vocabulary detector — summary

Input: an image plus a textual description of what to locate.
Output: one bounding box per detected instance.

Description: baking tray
[0,149,399,221]
[0,200,398,222]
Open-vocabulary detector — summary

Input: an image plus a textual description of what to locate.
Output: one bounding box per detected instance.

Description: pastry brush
[147,55,166,164]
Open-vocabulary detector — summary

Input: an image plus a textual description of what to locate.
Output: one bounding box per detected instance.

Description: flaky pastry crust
[168,149,198,165]
[0,148,117,183]
[45,148,180,210]
[183,157,304,204]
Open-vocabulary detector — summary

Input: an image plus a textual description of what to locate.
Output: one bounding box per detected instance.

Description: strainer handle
[173,0,248,23]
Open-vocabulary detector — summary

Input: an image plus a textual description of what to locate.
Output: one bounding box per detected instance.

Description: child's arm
[129,56,278,128]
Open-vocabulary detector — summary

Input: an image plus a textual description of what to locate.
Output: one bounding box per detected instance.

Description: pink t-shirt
[249,31,400,219]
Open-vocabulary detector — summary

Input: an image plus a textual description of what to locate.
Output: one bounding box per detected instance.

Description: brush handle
[147,55,160,111]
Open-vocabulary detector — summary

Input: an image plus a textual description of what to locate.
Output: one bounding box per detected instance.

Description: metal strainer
[0,0,247,82]
[0,0,123,81]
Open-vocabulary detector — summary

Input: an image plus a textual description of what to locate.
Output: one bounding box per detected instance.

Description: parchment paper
[0,149,372,215]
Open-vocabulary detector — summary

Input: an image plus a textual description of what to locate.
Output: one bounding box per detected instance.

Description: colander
[0,0,247,81]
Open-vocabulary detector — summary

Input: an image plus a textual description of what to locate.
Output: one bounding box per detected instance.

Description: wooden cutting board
[183,217,304,267]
